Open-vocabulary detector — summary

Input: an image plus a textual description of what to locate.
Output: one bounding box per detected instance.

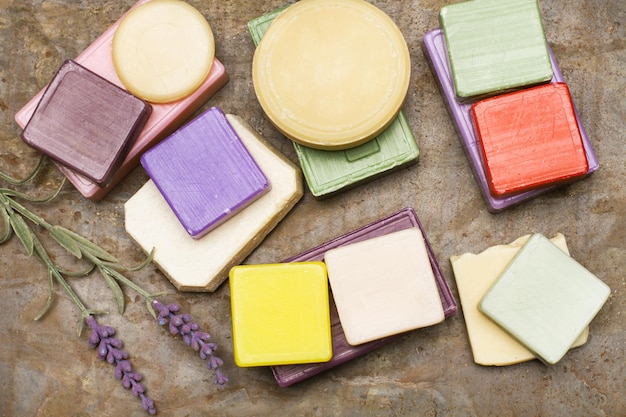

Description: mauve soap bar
[271,207,457,387]
[422,28,598,212]
[472,83,588,196]
[140,107,269,239]
[248,6,418,198]
[22,60,151,186]
[15,0,228,201]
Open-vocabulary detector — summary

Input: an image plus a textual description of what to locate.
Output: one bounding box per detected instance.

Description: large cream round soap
[112,0,214,103]
[253,0,411,150]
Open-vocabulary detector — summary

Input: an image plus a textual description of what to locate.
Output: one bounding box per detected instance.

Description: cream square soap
[450,234,589,366]
[479,233,610,365]
[439,0,552,99]
[324,228,444,345]
[230,262,332,367]
[124,114,303,291]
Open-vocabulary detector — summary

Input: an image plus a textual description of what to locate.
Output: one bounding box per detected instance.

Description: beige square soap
[324,228,444,346]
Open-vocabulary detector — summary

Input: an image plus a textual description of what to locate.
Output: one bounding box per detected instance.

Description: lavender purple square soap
[21,60,151,186]
[140,107,269,239]
[125,114,303,292]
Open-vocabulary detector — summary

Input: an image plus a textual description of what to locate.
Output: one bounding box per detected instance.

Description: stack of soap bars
[229,208,457,386]
[423,0,599,212]
[248,0,420,198]
[15,0,306,293]
[15,0,229,201]
[125,108,304,292]
[451,233,609,365]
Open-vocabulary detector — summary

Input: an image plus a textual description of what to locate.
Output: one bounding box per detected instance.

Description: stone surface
[0,1,624,416]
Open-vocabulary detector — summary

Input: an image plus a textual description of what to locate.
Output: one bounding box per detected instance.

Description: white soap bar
[450,234,589,366]
[124,114,303,291]
[324,228,444,345]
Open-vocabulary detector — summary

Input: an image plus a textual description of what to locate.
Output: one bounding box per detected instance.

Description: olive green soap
[439,0,553,99]
[479,234,610,365]
[247,5,288,46]
[294,110,418,198]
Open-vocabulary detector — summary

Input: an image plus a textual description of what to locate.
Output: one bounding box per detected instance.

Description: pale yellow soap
[112,0,215,103]
[450,234,589,366]
[252,0,410,150]
[124,114,303,292]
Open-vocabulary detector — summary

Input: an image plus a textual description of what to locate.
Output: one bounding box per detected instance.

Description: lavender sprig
[1,158,228,414]
[153,300,228,385]
[86,315,156,415]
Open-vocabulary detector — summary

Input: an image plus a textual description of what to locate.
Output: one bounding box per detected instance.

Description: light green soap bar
[248,5,418,198]
[247,5,289,46]
[294,110,418,198]
[479,234,610,365]
[439,0,553,99]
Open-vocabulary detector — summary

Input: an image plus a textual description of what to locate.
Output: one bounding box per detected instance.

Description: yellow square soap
[230,262,332,367]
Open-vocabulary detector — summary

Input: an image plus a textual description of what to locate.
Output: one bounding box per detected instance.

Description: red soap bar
[471,83,588,197]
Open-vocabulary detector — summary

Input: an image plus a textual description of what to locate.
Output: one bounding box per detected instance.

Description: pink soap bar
[141,107,269,239]
[271,207,456,387]
[21,60,151,186]
[14,0,228,201]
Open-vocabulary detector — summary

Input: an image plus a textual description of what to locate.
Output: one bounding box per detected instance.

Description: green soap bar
[479,234,610,365]
[248,4,419,198]
[440,0,553,99]
[294,110,418,197]
[247,5,289,46]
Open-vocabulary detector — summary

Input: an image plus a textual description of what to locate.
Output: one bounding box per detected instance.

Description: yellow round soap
[112,0,214,103]
[253,0,411,150]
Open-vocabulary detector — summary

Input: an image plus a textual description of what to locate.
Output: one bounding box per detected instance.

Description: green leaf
[0,207,12,244]
[0,155,45,185]
[10,214,34,256]
[49,225,83,259]
[145,298,157,320]
[34,269,56,321]
[56,227,117,263]
[56,263,95,277]
[100,267,126,314]
[109,248,155,272]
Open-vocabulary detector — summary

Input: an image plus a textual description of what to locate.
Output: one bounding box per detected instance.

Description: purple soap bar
[271,207,456,387]
[422,29,599,213]
[140,107,269,239]
[22,60,151,186]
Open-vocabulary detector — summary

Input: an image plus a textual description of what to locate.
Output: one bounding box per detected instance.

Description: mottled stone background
[0,1,624,416]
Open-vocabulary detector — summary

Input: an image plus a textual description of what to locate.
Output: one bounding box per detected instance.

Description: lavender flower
[86,315,156,415]
[152,300,228,385]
